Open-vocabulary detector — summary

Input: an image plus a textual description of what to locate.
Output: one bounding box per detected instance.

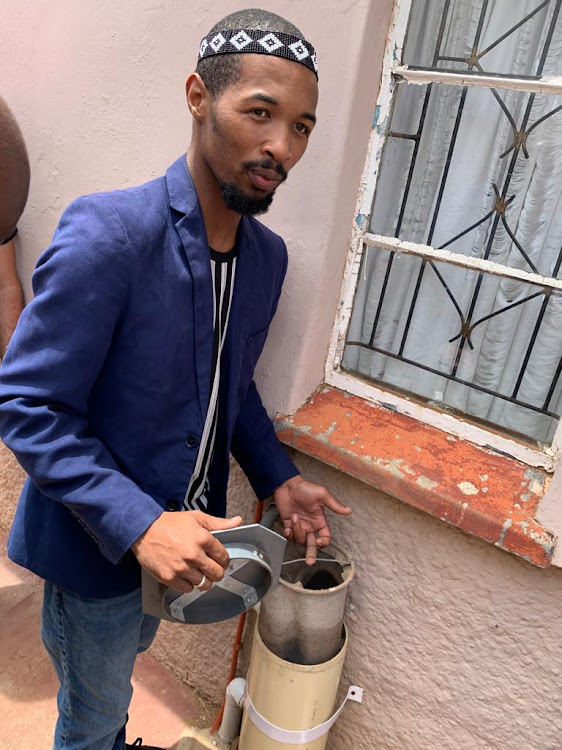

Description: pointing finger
[305,532,317,565]
[321,493,353,516]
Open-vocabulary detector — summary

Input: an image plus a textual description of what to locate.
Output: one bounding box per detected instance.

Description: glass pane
[370,82,562,277]
[403,0,562,77]
[343,247,562,444]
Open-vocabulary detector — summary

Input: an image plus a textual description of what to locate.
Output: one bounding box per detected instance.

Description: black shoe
[126,739,165,750]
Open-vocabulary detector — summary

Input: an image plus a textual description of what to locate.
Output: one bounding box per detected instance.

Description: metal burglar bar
[345,245,562,426]
[331,0,562,456]
[406,0,562,77]
[450,1,562,377]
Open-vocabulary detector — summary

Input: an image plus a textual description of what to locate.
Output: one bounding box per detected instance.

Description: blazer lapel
[222,216,260,424]
[166,156,214,416]
[165,156,262,425]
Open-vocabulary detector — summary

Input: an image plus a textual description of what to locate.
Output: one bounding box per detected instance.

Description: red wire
[210,500,264,735]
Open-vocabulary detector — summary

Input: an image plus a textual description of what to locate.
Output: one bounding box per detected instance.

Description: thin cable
[281,558,351,567]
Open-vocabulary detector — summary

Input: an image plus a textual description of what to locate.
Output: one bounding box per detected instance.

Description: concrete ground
[0,531,204,750]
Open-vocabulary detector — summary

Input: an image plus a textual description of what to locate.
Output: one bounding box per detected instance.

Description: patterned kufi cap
[198,29,318,79]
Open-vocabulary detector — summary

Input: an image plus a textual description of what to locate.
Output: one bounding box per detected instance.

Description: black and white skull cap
[198,29,318,79]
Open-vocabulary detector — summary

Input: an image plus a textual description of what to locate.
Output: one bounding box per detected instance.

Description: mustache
[243,159,288,182]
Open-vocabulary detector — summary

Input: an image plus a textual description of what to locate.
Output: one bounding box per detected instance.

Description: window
[328,0,562,470]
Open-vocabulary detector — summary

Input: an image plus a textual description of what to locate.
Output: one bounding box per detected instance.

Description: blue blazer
[0,155,298,597]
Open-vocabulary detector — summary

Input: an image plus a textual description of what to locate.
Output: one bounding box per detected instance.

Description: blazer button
[166,499,180,511]
[185,434,198,448]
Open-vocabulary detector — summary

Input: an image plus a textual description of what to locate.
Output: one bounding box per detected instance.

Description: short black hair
[0,97,30,241]
[196,9,304,98]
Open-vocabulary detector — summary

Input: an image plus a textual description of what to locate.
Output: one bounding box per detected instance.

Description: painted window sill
[274,385,556,568]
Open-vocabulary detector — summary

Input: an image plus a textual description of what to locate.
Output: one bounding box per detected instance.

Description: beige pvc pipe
[239,625,348,750]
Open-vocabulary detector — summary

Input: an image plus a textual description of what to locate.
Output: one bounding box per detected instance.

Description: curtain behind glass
[344,0,562,442]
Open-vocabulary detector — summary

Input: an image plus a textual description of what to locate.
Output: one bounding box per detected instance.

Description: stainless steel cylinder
[257,540,355,665]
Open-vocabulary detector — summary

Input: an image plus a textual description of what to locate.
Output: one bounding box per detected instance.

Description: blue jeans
[41,581,160,750]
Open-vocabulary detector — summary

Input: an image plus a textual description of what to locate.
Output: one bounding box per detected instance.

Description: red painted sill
[274,385,555,568]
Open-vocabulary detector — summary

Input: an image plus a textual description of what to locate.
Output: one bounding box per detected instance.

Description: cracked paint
[529,479,544,496]
[395,63,562,95]
[381,402,398,412]
[457,482,479,496]
[319,421,338,440]
[497,518,513,547]
[374,457,417,480]
[417,476,438,491]
[371,105,388,136]
[515,521,554,554]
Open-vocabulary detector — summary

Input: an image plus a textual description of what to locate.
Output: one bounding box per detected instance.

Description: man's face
[200,54,318,215]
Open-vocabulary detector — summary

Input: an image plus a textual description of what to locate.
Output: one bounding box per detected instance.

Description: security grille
[331,0,562,455]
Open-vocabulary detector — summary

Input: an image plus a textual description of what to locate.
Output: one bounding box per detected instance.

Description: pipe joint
[218,677,247,744]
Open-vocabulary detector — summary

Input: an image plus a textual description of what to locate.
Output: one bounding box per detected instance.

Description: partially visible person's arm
[0,237,24,356]
[0,95,30,356]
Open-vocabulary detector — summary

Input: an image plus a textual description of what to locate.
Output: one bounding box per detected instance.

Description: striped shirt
[183,246,237,511]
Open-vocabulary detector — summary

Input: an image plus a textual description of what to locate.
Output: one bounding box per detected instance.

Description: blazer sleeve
[231,381,299,499]
[0,196,163,564]
[230,237,299,499]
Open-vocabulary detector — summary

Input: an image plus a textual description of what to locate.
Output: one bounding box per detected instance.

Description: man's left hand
[273,475,352,565]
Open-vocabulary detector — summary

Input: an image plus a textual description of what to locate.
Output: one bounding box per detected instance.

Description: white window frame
[326,0,562,471]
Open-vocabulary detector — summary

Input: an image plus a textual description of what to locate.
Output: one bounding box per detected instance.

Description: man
[0,95,27,353]
[0,8,352,750]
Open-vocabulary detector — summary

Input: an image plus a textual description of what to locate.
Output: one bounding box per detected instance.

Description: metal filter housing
[142,523,286,624]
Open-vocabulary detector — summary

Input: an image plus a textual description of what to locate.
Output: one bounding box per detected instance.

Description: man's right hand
[131,510,243,593]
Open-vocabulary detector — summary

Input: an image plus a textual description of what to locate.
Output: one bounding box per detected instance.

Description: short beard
[218,181,275,216]
[209,106,286,216]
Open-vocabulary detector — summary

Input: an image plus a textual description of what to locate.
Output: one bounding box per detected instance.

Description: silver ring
[194,573,206,590]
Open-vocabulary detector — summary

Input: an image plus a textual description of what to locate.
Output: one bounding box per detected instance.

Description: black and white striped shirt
[183,247,237,511]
